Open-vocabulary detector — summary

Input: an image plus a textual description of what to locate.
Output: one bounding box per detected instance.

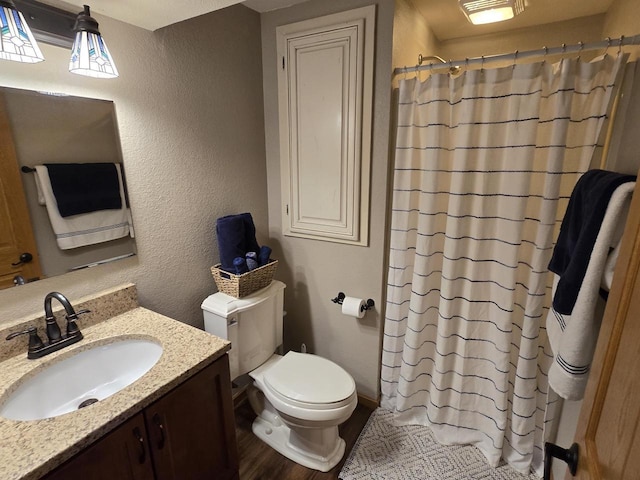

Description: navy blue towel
[45,163,122,218]
[216,213,260,272]
[549,169,636,315]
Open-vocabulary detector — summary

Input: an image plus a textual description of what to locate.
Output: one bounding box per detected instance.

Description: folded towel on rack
[215,213,261,272]
[44,163,122,217]
[35,165,131,250]
[546,180,635,400]
[548,169,636,315]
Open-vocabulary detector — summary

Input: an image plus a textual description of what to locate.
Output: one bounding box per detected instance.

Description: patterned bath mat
[339,408,540,480]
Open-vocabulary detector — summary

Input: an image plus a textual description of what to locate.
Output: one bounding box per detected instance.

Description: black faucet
[44,291,85,342]
[6,292,90,359]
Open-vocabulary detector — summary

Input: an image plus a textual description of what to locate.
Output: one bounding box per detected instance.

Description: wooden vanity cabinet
[43,355,238,480]
[42,412,155,480]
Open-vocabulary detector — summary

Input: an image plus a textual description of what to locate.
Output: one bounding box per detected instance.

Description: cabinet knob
[132,427,146,464]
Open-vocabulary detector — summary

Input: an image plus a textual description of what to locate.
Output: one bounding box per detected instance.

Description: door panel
[0,93,41,288]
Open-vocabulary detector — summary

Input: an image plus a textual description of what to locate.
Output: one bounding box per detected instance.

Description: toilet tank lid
[201,280,285,316]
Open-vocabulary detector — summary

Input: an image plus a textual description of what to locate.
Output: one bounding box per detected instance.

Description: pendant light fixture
[459,0,525,25]
[0,0,44,63]
[69,5,118,79]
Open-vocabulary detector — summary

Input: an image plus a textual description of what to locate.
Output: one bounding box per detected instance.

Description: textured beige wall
[0,5,267,329]
[604,0,640,39]
[439,14,606,66]
[393,0,439,78]
[261,0,394,400]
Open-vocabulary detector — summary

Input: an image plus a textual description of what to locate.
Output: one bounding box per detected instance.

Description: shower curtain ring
[577,41,584,61]
[513,50,518,69]
[618,35,625,55]
[481,55,485,72]
[605,37,612,57]
[418,53,423,65]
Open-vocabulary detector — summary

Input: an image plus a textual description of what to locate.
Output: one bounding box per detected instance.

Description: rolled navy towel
[258,245,272,266]
[246,252,258,271]
[233,257,248,275]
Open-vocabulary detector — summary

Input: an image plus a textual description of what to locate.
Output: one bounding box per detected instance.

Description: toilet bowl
[201,280,358,472]
[248,352,357,471]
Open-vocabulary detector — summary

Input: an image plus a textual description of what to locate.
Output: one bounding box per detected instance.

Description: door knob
[544,442,579,479]
[11,253,33,266]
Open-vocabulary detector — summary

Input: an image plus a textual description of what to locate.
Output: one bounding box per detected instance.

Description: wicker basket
[211,260,278,298]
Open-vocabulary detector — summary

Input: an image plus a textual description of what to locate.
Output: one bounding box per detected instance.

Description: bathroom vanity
[0,285,238,480]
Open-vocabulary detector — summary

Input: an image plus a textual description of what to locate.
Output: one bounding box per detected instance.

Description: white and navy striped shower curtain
[381,55,624,476]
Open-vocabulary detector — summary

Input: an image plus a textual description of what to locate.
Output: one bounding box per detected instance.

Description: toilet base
[252,416,346,472]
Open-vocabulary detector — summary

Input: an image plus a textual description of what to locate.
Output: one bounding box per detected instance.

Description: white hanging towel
[546,181,635,400]
[35,164,131,250]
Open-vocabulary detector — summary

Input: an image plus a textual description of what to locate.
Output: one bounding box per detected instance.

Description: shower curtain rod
[393,34,640,76]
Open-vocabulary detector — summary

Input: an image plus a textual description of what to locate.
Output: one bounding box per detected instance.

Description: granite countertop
[0,306,230,480]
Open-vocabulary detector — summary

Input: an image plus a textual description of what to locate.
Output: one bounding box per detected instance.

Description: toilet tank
[201,280,285,381]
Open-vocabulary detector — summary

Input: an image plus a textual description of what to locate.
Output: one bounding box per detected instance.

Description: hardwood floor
[234,400,374,480]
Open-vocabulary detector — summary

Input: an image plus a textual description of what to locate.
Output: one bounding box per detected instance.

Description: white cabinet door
[277,6,375,245]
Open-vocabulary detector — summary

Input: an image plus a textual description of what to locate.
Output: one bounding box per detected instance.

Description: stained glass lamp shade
[0,0,44,63]
[69,5,118,79]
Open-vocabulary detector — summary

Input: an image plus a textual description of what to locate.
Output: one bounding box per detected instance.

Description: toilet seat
[264,351,355,406]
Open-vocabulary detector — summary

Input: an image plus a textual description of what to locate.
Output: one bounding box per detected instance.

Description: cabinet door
[276,6,375,246]
[145,355,239,480]
[43,413,154,480]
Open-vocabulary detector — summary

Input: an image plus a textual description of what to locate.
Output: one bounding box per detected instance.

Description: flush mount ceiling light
[459,0,525,25]
[69,5,118,79]
[0,0,44,63]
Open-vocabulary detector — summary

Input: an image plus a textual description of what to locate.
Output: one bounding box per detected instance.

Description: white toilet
[201,280,358,472]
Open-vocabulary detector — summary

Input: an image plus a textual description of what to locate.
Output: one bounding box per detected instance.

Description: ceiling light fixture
[459,0,525,25]
[69,5,118,79]
[0,0,44,63]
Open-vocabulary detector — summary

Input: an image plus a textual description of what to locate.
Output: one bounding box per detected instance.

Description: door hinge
[286,204,289,215]
[282,56,285,70]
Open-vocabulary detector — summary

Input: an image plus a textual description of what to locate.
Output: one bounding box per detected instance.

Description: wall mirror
[0,86,136,290]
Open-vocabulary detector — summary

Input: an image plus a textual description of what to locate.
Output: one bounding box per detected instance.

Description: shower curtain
[381,54,624,476]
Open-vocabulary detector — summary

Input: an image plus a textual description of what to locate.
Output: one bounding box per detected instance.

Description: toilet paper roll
[342,296,366,319]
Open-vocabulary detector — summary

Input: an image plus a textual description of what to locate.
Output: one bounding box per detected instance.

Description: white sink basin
[0,338,163,421]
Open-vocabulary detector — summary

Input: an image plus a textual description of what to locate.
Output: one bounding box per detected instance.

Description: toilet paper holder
[331,292,375,312]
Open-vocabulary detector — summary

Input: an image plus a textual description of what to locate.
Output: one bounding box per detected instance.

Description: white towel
[546,182,635,400]
[35,164,131,250]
